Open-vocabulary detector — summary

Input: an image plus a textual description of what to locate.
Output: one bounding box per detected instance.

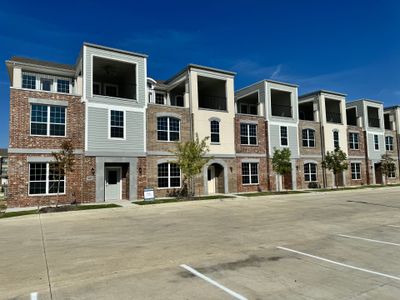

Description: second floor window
[22,74,36,89]
[302,129,315,147]
[333,131,339,148]
[349,132,359,150]
[240,123,257,145]
[280,126,288,146]
[385,136,394,151]
[210,120,220,143]
[110,110,124,139]
[57,79,70,93]
[31,104,66,136]
[157,117,180,141]
[374,134,379,150]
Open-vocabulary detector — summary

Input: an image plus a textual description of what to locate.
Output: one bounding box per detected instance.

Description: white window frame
[108,109,126,140]
[104,83,119,97]
[28,162,66,196]
[374,134,379,150]
[22,74,36,90]
[280,126,289,147]
[349,132,359,150]
[155,92,166,105]
[157,163,181,189]
[304,163,317,182]
[385,136,394,151]
[56,79,71,94]
[240,123,258,145]
[30,104,67,137]
[242,162,259,185]
[351,162,361,180]
[302,128,315,148]
[333,130,339,148]
[157,116,181,142]
[210,120,220,144]
[40,78,53,92]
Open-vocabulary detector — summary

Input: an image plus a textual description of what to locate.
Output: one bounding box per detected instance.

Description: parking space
[1,187,400,299]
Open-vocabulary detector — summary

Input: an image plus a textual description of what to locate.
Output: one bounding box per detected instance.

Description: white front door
[207,166,216,194]
[105,167,121,200]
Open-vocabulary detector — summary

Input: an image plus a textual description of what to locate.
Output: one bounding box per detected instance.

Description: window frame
[240,123,258,145]
[351,162,361,180]
[157,116,181,142]
[40,78,53,92]
[304,163,317,182]
[57,79,70,94]
[385,136,394,151]
[157,162,181,189]
[374,134,380,150]
[333,130,339,148]
[210,120,220,144]
[241,162,259,185]
[349,132,359,150]
[22,74,36,90]
[155,92,166,105]
[28,162,66,196]
[388,163,396,178]
[302,128,315,148]
[109,110,126,140]
[30,104,67,137]
[280,126,289,147]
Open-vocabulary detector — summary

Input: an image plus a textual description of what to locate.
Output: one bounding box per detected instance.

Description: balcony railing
[326,112,342,123]
[199,95,227,111]
[271,104,292,118]
[368,117,380,128]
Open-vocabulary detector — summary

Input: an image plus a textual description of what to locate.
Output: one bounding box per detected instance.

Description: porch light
[139,167,142,175]
[91,167,95,175]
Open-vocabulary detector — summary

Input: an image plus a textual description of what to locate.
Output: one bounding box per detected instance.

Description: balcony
[237,91,259,115]
[199,95,227,111]
[272,104,292,118]
[198,76,227,111]
[325,98,342,123]
[326,112,342,123]
[271,89,292,118]
[299,101,315,121]
[368,118,380,128]
[367,106,380,128]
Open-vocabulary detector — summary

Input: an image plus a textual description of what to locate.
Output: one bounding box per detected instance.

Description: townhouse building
[4,42,400,207]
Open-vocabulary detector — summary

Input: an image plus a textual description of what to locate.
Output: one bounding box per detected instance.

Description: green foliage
[171,134,211,197]
[272,148,292,175]
[322,147,348,174]
[381,154,396,184]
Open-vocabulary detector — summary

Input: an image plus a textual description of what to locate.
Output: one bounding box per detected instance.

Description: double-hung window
[349,132,359,150]
[110,110,124,139]
[210,120,220,143]
[240,123,257,145]
[280,126,288,146]
[304,163,317,182]
[22,74,36,89]
[351,163,361,180]
[374,134,379,150]
[385,136,394,151]
[57,79,70,93]
[388,163,396,178]
[158,163,181,188]
[29,162,65,195]
[242,162,259,184]
[302,129,315,147]
[333,131,339,148]
[155,93,165,105]
[31,104,66,136]
[157,117,180,141]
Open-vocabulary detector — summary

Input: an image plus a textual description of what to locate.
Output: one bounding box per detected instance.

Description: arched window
[304,163,317,182]
[302,129,315,147]
[210,120,220,143]
[158,163,181,188]
[157,117,180,141]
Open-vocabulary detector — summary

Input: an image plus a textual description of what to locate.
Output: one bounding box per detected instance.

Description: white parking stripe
[180,264,248,300]
[30,292,38,300]
[387,225,400,228]
[277,246,400,281]
[337,234,400,247]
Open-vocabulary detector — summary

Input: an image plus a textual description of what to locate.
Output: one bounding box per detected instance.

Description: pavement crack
[38,213,53,300]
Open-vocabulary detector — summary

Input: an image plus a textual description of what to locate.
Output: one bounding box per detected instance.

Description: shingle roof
[9,56,76,71]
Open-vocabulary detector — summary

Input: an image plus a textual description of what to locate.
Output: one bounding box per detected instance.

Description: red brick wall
[235,115,266,154]
[137,157,147,199]
[347,126,365,157]
[236,158,268,193]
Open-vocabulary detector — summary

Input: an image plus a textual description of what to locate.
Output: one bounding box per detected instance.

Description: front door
[207,166,216,194]
[105,167,121,200]
[374,163,383,184]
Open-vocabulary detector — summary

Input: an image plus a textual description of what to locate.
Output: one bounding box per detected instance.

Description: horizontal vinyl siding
[87,107,145,153]
[367,132,385,160]
[269,124,299,158]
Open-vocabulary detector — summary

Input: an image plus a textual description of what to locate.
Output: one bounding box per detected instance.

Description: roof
[347,98,383,105]
[265,79,298,88]
[0,148,7,157]
[83,42,148,58]
[299,89,347,98]
[7,56,76,71]
[384,105,400,111]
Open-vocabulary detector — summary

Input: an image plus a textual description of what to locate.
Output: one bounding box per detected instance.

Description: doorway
[207,163,224,194]
[374,163,382,184]
[105,167,121,200]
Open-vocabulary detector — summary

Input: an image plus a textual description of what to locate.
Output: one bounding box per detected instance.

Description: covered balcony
[325,98,342,123]
[346,107,357,126]
[367,106,380,128]
[384,113,392,130]
[198,76,227,111]
[299,101,315,121]
[92,56,137,100]
[236,91,259,115]
[169,81,185,107]
[271,89,292,118]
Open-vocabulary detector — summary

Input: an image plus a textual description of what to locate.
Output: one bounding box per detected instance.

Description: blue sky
[1,0,399,147]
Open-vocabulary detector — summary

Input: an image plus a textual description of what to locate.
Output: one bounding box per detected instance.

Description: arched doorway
[204,161,228,194]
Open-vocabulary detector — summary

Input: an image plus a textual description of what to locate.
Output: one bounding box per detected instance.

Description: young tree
[381,154,396,185]
[51,140,75,207]
[171,134,211,198]
[322,147,348,188]
[271,148,292,191]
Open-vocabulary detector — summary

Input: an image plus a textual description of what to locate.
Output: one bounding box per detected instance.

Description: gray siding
[367,133,385,160]
[87,107,145,153]
[269,124,299,158]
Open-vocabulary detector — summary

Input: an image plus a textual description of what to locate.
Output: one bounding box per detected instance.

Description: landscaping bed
[134,195,235,205]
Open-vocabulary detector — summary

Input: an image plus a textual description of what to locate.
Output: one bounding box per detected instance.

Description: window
[351,163,361,180]
[22,74,36,89]
[388,163,396,178]
[157,117,180,141]
[155,93,165,105]
[172,95,184,107]
[41,79,52,92]
[93,82,101,95]
[158,163,181,188]
[349,132,359,150]
[280,126,288,146]
[242,162,259,184]
[240,104,258,115]
[31,105,66,136]
[302,129,315,147]
[333,131,339,148]
[374,134,379,150]
[210,120,220,143]
[385,136,394,151]
[29,163,65,195]
[57,79,70,93]
[304,163,317,182]
[240,123,257,145]
[105,84,118,97]
[110,110,124,139]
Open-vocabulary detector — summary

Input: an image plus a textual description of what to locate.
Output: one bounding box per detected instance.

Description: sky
[0,0,399,147]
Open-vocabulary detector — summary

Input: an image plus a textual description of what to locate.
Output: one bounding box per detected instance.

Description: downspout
[364,130,370,184]
[318,96,327,188]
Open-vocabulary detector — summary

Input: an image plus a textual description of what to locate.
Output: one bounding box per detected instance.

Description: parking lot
[1,187,400,299]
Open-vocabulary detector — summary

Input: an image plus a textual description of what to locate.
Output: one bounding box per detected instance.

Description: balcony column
[184,80,190,108]
[357,116,363,127]
[313,101,320,122]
